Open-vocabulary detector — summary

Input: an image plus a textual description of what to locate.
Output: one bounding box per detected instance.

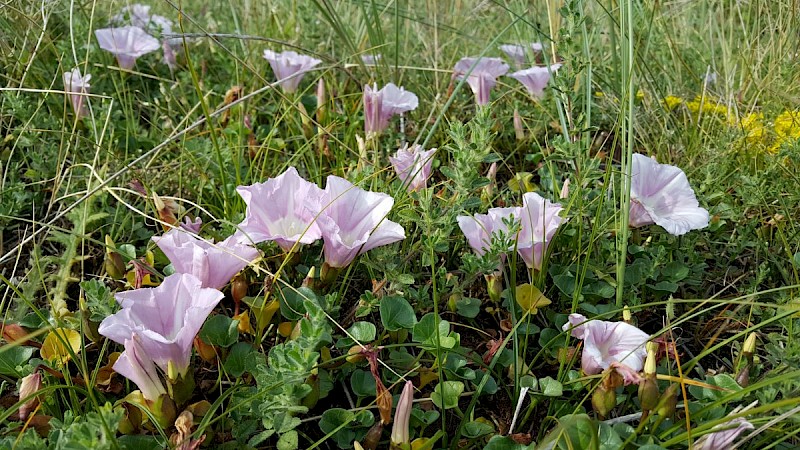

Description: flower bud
[513,108,524,140]
[560,178,570,199]
[742,332,757,357]
[638,375,659,411]
[231,276,248,304]
[485,273,503,304]
[18,372,43,419]
[656,384,678,418]
[316,78,326,124]
[390,381,414,448]
[592,383,616,419]
[644,342,657,375]
[153,192,178,230]
[363,421,384,450]
[302,266,317,289]
[623,305,632,324]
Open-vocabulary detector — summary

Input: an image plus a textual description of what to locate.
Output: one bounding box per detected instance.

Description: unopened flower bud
[644,342,657,375]
[302,267,317,289]
[153,192,178,230]
[656,384,679,418]
[316,78,326,123]
[231,276,248,304]
[363,421,384,450]
[592,383,616,419]
[391,381,414,446]
[18,372,43,419]
[485,273,503,304]
[513,108,524,140]
[623,305,632,324]
[560,178,570,199]
[742,332,757,356]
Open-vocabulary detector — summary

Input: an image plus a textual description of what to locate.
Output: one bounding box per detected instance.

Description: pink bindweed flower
[63,68,91,118]
[180,216,202,234]
[318,176,405,268]
[516,192,565,270]
[98,273,224,378]
[262,50,322,93]
[563,313,650,375]
[696,417,754,450]
[629,153,709,236]
[152,228,259,290]
[508,64,561,98]
[114,334,167,401]
[453,57,510,106]
[363,83,419,136]
[95,26,161,70]
[111,4,152,29]
[361,54,381,65]
[457,207,521,257]
[499,42,544,66]
[390,381,415,447]
[389,144,436,191]
[236,167,324,251]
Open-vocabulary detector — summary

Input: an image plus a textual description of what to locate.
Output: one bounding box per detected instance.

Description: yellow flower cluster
[662,94,800,154]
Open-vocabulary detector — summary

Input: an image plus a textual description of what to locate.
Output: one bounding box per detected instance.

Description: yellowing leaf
[508,172,536,193]
[40,328,82,365]
[515,284,551,314]
[233,310,254,335]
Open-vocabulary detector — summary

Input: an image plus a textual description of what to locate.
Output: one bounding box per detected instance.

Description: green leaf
[484,435,532,450]
[431,381,464,410]
[276,430,298,450]
[412,313,457,349]
[380,296,418,331]
[347,322,376,342]
[80,279,117,322]
[200,315,239,347]
[224,342,258,377]
[598,423,624,450]
[536,414,599,450]
[455,297,481,318]
[318,408,374,449]
[662,261,690,282]
[278,286,319,321]
[349,369,376,398]
[688,373,742,400]
[463,420,494,438]
[0,346,35,376]
[649,281,679,293]
[539,377,563,397]
[118,435,163,450]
